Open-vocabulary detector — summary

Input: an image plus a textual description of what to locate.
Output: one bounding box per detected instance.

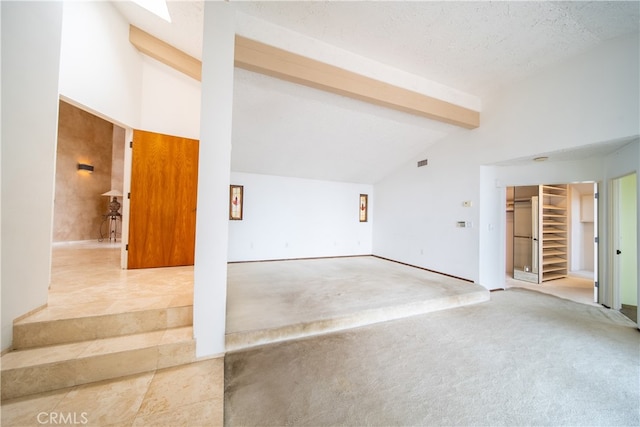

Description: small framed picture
[229,185,244,220]
[359,194,368,222]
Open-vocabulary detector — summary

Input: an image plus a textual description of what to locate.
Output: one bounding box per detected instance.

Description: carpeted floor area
[226,256,488,351]
[224,288,640,426]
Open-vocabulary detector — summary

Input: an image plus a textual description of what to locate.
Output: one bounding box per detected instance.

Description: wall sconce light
[77,163,94,173]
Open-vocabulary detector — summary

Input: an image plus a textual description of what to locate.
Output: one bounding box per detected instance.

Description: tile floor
[38,242,193,322]
[1,242,222,427]
[504,272,599,306]
[1,358,223,426]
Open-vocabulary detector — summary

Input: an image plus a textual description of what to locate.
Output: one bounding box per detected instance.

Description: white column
[1,1,63,351]
[193,2,235,357]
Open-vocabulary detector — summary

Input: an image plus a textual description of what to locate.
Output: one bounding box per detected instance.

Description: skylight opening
[132,0,171,23]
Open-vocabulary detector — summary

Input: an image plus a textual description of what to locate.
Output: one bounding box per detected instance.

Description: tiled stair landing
[1,306,195,401]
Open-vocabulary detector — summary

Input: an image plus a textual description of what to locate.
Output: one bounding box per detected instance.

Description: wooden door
[128,130,199,269]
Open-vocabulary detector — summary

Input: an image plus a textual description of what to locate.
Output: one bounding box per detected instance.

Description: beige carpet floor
[224,288,639,426]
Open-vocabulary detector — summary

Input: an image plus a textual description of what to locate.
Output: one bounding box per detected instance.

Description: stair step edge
[12,306,193,350]
[1,337,196,401]
[2,326,193,371]
[14,304,193,325]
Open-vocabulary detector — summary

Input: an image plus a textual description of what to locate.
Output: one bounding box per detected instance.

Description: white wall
[374,33,639,289]
[58,0,203,137]
[58,1,142,128]
[140,56,201,139]
[1,2,64,351]
[374,151,480,282]
[229,173,373,261]
[476,34,639,165]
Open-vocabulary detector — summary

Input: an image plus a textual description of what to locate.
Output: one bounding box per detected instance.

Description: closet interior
[507,184,573,284]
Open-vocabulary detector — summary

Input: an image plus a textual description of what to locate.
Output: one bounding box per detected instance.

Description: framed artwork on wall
[359,194,368,222]
[230,185,243,220]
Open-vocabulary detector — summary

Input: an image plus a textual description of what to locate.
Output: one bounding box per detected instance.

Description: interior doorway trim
[609,172,638,314]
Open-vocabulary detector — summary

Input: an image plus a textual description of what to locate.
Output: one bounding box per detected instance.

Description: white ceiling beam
[129,25,480,129]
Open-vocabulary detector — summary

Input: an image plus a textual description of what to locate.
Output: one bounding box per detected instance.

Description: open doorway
[505,182,598,305]
[611,173,638,322]
[47,100,194,322]
[52,100,126,247]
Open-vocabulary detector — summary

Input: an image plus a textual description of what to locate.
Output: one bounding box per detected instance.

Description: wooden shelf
[544,235,567,241]
[543,249,565,256]
[543,272,567,281]
[543,213,567,218]
[543,243,567,249]
[543,265,568,273]
[542,256,567,265]
[540,184,568,282]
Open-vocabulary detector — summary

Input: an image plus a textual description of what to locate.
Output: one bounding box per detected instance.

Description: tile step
[12,305,193,350]
[1,326,195,401]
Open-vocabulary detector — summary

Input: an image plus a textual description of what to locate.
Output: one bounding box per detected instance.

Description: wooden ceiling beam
[234,36,479,129]
[129,25,480,129]
[129,25,202,81]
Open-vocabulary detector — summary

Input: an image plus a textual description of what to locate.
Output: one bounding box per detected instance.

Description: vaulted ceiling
[112,1,640,183]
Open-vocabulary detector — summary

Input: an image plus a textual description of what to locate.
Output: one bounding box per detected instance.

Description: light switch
[463,201,472,207]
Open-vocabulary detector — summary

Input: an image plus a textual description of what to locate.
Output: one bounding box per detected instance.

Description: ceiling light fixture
[533,156,549,162]
[131,0,171,23]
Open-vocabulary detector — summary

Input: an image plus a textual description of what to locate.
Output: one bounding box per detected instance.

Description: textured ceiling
[111,1,640,183]
[233,1,639,99]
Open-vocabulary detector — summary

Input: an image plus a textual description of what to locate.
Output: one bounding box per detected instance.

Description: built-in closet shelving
[540,184,568,282]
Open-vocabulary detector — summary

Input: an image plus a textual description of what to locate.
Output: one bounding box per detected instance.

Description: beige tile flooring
[32,241,193,322]
[1,358,223,427]
[505,271,599,306]
[1,242,223,427]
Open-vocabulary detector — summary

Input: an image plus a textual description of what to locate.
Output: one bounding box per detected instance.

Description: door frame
[609,172,638,312]
[592,182,599,303]
[506,181,599,300]
[120,128,133,269]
